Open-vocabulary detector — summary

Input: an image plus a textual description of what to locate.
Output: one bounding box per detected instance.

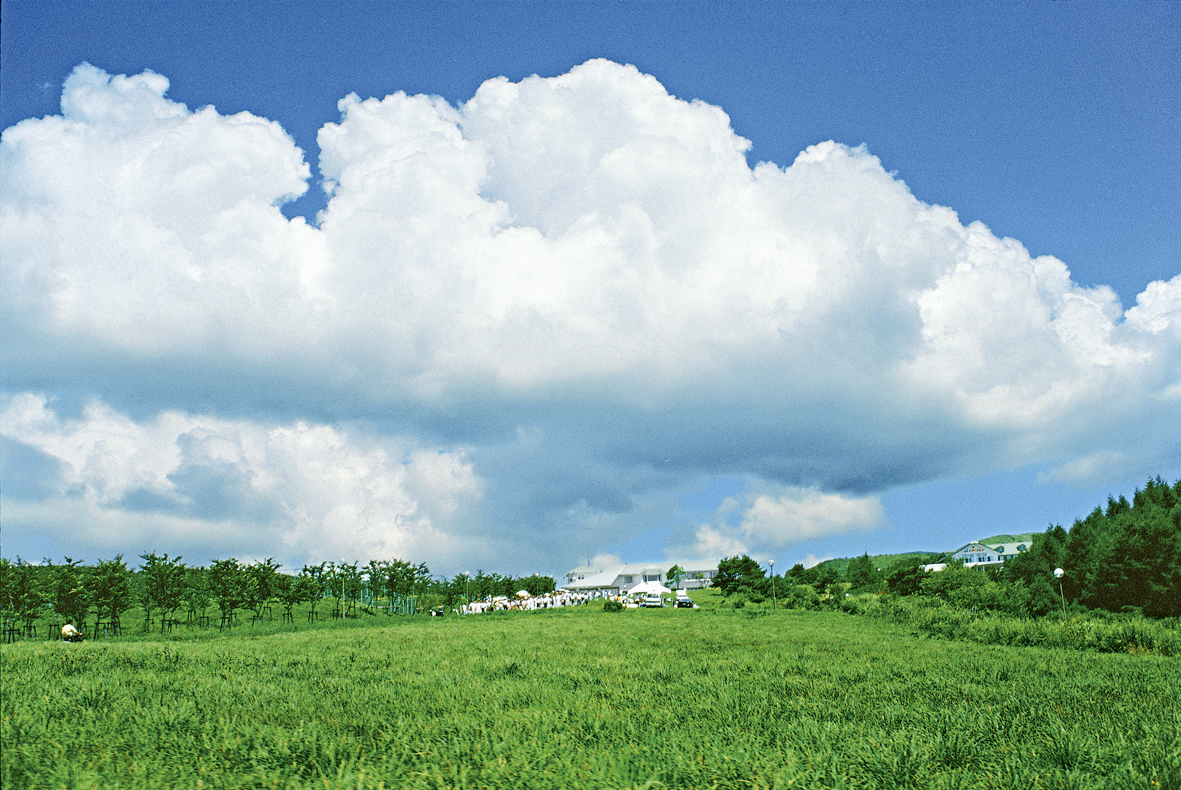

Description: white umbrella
[516,590,530,597]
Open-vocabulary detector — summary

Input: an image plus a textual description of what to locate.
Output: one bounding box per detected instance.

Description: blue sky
[2,1,1178,577]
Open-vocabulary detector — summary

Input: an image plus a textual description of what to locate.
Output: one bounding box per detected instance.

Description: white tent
[630,580,672,595]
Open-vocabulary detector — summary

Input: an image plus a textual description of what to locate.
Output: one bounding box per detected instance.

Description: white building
[922,536,1033,572]
[563,560,719,593]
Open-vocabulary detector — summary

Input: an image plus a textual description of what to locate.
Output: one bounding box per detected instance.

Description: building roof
[951,539,1031,557]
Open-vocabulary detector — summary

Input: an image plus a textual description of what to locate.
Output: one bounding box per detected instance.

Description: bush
[602,599,623,612]
[784,584,821,611]
[839,596,867,616]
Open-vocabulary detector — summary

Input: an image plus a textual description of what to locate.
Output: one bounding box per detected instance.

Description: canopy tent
[629,581,671,595]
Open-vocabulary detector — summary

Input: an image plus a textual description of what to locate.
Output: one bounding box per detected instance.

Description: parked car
[642,592,664,608]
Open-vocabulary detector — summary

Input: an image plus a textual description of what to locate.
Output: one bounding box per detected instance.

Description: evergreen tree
[1060,509,1106,605]
[1106,494,1131,520]
[786,563,808,582]
[885,558,929,596]
[1003,525,1067,616]
[811,563,839,594]
[845,553,881,592]
[712,555,765,595]
[1091,495,1181,617]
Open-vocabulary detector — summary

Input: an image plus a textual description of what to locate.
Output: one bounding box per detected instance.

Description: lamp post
[769,559,776,612]
[1054,568,1066,621]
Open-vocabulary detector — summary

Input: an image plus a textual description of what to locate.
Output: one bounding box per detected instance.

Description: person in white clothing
[61,622,81,642]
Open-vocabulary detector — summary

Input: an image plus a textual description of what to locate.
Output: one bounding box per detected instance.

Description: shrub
[839,596,867,616]
[602,599,623,612]
[784,584,820,611]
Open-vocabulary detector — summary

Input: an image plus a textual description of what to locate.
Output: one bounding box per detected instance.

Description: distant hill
[811,552,942,577]
[976,533,1038,546]
[809,535,1039,577]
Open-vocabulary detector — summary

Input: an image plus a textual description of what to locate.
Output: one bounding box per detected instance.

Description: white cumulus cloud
[1,59,1177,573]
[0,394,482,569]
[672,486,887,562]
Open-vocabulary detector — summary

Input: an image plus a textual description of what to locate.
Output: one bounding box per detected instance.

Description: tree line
[711,477,1180,619]
[1002,476,1181,618]
[0,553,556,636]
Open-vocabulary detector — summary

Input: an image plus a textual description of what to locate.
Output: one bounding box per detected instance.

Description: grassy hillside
[976,533,1038,545]
[812,551,941,577]
[813,534,1039,576]
[4,604,1176,789]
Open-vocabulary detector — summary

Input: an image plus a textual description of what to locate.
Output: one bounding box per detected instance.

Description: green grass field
[3,603,1179,789]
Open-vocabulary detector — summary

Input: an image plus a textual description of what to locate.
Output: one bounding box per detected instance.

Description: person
[61,621,81,642]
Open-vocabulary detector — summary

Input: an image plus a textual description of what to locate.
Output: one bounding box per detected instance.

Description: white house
[563,560,719,593]
[922,536,1034,571]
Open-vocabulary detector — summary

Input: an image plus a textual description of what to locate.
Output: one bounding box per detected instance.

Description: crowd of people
[456,589,601,614]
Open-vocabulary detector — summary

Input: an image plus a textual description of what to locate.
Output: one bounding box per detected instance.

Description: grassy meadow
[3,601,1179,789]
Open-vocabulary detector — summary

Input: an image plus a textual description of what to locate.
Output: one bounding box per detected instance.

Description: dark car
[674,598,694,608]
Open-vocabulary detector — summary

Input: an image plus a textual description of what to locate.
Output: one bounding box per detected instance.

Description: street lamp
[769,559,776,612]
[1054,568,1066,621]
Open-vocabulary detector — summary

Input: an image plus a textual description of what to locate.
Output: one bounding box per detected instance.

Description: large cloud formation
[2,60,1178,572]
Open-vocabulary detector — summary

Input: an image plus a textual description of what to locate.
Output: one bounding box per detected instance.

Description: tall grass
[4,607,1178,789]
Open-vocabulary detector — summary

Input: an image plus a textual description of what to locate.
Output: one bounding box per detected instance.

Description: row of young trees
[0,556,138,634]
[0,552,558,634]
[712,477,1180,619]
